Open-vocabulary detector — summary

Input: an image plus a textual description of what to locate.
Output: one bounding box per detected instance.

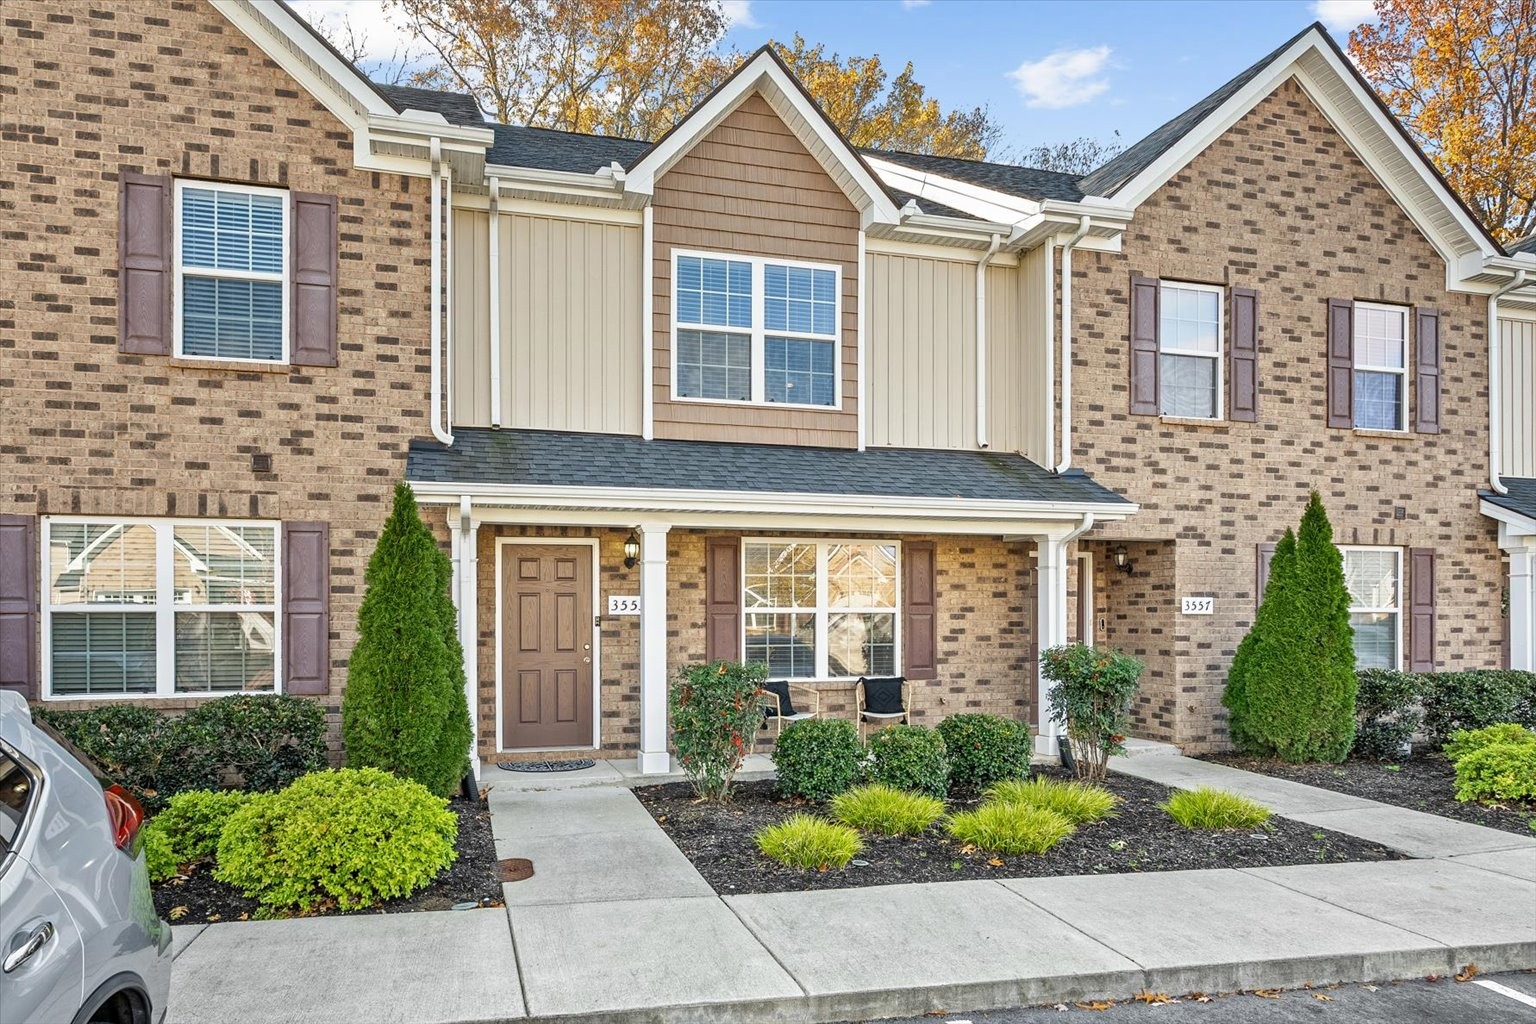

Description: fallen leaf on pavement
[1183,992,1211,1003]
[1251,989,1282,999]
[1074,1000,1115,1011]
[1313,994,1333,1002]
[1425,975,1442,983]
[1134,991,1173,1004]
[1455,964,1480,982]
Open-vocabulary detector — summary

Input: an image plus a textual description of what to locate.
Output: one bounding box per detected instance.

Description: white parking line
[1474,979,1536,1009]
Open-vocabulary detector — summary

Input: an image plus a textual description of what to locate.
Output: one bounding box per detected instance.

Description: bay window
[743,540,898,679]
[1343,546,1401,670]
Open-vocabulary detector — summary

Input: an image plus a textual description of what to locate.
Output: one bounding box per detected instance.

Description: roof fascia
[1481,499,1536,537]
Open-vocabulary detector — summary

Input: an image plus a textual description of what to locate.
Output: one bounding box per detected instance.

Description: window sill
[169,356,293,375]
[1352,428,1413,440]
[1158,416,1229,428]
[670,394,842,413]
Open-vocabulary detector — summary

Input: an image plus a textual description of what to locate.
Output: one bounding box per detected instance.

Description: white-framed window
[1353,302,1408,431]
[1342,546,1401,670]
[1158,281,1223,419]
[742,540,898,680]
[673,250,840,408]
[174,180,288,363]
[42,518,280,698]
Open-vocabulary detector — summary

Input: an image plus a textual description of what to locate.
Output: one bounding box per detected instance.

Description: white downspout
[488,176,502,427]
[641,204,655,440]
[1055,216,1092,473]
[1490,269,1528,495]
[445,158,454,433]
[976,232,1003,449]
[1044,238,1055,465]
[428,138,452,445]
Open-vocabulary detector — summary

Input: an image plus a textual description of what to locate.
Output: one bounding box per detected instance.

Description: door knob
[4,922,53,973]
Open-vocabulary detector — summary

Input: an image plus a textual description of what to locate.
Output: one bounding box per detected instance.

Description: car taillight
[103,784,145,850]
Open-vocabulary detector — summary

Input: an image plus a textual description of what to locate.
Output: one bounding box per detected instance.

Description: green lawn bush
[773,718,863,801]
[756,814,862,870]
[863,725,949,798]
[140,789,254,882]
[215,768,457,917]
[1352,668,1423,760]
[1041,643,1142,781]
[141,824,179,883]
[34,705,220,812]
[180,695,326,791]
[985,777,1119,824]
[1420,670,1536,745]
[946,803,1075,855]
[935,714,1031,792]
[1453,743,1536,804]
[670,661,768,801]
[830,784,945,836]
[1443,723,1536,763]
[1161,787,1272,829]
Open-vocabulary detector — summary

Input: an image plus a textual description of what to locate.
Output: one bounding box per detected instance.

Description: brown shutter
[1326,298,1355,428]
[903,540,937,680]
[0,516,39,698]
[1408,547,1436,672]
[282,522,330,694]
[290,192,339,367]
[1129,274,1161,416]
[1228,286,1259,422]
[1414,308,1441,434]
[704,536,741,662]
[1255,542,1277,611]
[118,171,173,355]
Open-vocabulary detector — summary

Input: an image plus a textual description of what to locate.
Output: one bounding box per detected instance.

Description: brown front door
[501,545,594,750]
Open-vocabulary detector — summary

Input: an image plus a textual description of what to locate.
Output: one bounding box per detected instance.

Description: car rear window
[0,752,35,855]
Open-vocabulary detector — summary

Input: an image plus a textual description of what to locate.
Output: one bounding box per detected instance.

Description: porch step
[1119,736,1184,758]
[478,753,778,792]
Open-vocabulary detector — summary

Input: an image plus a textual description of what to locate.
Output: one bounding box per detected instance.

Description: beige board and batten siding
[651,92,860,448]
[1501,311,1536,478]
[451,207,643,434]
[865,244,1049,462]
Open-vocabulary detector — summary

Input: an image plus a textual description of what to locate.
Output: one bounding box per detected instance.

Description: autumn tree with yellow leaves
[1350,0,1536,244]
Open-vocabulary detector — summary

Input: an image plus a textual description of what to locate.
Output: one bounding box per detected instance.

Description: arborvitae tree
[343,483,472,796]
[1224,528,1297,754]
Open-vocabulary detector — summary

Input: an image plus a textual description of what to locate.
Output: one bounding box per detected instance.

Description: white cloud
[288,0,403,64]
[721,0,762,30]
[1008,45,1112,110]
[901,0,933,8]
[1312,0,1377,32]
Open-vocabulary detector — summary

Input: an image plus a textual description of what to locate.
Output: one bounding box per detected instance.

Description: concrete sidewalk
[168,761,1536,1024]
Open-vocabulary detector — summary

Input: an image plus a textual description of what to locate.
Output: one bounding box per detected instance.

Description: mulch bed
[1206,753,1536,837]
[634,771,1405,896]
[150,797,503,923]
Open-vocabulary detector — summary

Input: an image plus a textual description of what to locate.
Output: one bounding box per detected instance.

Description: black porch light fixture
[1112,545,1134,575]
[623,529,641,570]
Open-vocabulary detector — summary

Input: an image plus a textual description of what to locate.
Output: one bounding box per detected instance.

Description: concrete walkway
[168,759,1536,1024]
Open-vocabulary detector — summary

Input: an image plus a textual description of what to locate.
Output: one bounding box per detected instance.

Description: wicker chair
[758,679,820,742]
[855,676,910,739]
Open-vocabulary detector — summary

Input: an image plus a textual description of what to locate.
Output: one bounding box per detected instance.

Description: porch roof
[407,428,1132,508]
[1482,478,1536,526]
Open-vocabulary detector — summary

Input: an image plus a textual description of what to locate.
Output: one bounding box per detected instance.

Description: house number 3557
[1181,596,1215,615]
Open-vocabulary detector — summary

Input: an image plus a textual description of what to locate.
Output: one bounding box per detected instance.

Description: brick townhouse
[2,2,1533,771]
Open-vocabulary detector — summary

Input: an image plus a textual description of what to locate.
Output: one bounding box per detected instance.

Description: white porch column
[1508,538,1536,671]
[1034,533,1070,757]
[450,501,482,780]
[638,523,672,774]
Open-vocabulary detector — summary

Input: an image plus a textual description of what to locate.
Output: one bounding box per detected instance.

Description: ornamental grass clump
[945,803,1075,855]
[755,814,862,870]
[1161,787,1272,830]
[830,784,945,836]
[985,777,1120,824]
[669,660,768,802]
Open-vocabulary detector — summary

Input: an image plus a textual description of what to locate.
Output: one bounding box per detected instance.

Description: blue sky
[293,0,1378,155]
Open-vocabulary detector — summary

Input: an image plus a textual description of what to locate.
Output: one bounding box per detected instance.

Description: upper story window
[743,540,897,680]
[1158,281,1223,419]
[673,251,840,408]
[174,181,288,363]
[1353,302,1408,431]
[1343,546,1400,670]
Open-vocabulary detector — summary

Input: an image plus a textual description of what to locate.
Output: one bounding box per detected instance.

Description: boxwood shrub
[1420,670,1536,745]
[773,718,863,801]
[1453,742,1536,804]
[1352,668,1424,760]
[863,724,949,798]
[180,695,327,791]
[936,714,1031,793]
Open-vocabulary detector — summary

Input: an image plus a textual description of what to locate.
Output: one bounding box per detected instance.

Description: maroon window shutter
[1255,542,1277,610]
[1326,299,1355,428]
[1414,308,1441,434]
[0,516,39,698]
[1408,548,1436,672]
[118,171,173,355]
[1129,274,1161,416]
[282,522,330,694]
[903,541,938,680]
[704,537,741,663]
[290,192,339,367]
[1228,286,1259,422]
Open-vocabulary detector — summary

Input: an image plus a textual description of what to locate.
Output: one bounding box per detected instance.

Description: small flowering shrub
[669,661,768,802]
[1042,643,1143,782]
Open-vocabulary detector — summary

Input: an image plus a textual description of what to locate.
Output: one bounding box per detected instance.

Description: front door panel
[502,546,594,749]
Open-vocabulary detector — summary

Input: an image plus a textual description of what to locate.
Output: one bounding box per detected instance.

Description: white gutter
[976,232,1003,449]
[444,157,454,435]
[488,177,502,427]
[1055,216,1093,474]
[428,138,452,445]
[857,228,868,451]
[641,204,655,440]
[1490,268,1529,495]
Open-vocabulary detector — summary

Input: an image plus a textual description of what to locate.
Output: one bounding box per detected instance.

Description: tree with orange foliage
[1350,0,1536,244]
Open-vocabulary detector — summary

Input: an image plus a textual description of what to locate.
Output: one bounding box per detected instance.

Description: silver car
[0,691,172,1024]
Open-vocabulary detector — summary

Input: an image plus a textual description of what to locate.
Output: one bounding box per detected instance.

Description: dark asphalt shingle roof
[867,150,1085,202]
[485,122,652,173]
[885,188,979,221]
[1510,234,1536,256]
[1483,478,1536,523]
[407,428,1132,506]
[375,84,486,124]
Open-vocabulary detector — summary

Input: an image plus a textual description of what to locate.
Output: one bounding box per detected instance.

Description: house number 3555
[607,595,642,615]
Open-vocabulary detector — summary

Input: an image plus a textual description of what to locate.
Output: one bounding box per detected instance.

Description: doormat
[497,759,598,773]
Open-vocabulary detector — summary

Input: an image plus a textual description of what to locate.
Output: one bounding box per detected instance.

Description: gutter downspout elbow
[428,138,453,446]
[1490,269,1528,495]
[1055,215,1092,474]
[976,232,1003,449]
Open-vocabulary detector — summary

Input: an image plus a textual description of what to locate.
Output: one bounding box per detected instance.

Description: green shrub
[830,784,945,836]
[669,661,768,802]
[863,725,949,798]
[343,483,473,797]
[985,777,1120,824]
[140,789,253,882]
[756,814,862,870]
[1161,787,1272,829]
[773,718,863,801]
[1041,643,1142,781]
[946,803,1074,855]
[1224,493,1357,763]
[1453,743,1536,803]
[1352,668,1423,760]
[34,705,220,812]
[141,823,179,883]
[215,768,457,916]
[181,695,326,791]
[1444,724,1536,763]
[1420,670,1536,744]
[936,714,1031,793]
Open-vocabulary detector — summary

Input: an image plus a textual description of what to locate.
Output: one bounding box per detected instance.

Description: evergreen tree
[1224,528,1296,754]
[343,483,472,796]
